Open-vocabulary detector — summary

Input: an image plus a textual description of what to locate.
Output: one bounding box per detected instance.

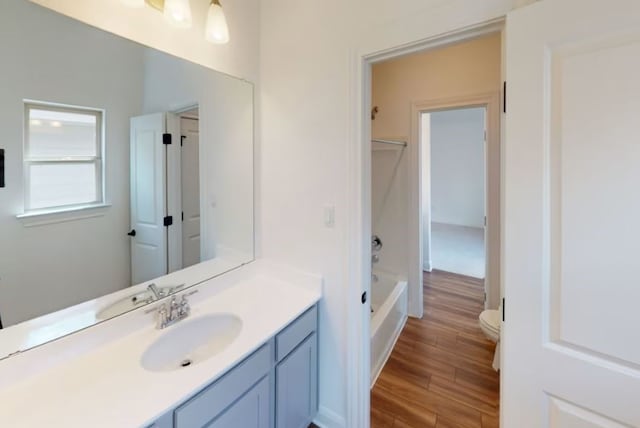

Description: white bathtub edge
[370,279,409,388]
[370,313,408,389]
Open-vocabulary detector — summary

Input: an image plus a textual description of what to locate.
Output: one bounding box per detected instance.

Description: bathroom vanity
[0,264,322,428]
[151,305,318,428]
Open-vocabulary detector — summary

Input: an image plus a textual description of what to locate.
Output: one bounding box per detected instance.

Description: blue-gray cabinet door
[207,376,271,428]
[276,333,318,428]
[147,411,172,428]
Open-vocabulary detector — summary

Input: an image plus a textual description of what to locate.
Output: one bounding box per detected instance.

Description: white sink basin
[141,314,243,372]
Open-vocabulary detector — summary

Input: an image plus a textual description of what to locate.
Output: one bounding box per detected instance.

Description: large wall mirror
[0,0,254,357]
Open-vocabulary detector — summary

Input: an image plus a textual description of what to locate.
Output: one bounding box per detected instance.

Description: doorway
[422,107,487,280]
[129,105,202,285]
[368,32,502,428]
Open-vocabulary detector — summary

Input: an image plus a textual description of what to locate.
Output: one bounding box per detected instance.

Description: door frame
[166,104,199,274]
[412,93,501,317]
[345,18,505,428]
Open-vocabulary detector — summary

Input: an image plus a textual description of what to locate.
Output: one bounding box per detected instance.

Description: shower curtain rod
[372,139,407,147]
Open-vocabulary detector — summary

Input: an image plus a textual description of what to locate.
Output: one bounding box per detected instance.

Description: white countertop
[0,264,321,427]
[0,257,243,359]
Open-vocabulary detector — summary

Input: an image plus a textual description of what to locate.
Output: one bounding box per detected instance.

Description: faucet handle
[179,294,191,317]
[157,304,168,329]
[170,296,179,309]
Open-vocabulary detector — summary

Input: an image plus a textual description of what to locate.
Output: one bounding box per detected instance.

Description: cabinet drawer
[276,305,317,362]
[175,342,272,428]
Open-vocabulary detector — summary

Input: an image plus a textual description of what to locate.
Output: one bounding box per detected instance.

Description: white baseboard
[314,405,346,428]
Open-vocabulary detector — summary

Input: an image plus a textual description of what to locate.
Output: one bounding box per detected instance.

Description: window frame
[23,101,106,215]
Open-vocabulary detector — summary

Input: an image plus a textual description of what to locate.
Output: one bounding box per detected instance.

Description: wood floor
[371,270,499,428]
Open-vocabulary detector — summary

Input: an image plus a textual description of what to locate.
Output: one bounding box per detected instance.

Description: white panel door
[130,113,167,285]
[181,117,201,268]
[503,0,640,426]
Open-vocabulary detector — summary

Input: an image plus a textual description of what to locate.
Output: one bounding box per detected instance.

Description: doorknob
[127,229,136,237]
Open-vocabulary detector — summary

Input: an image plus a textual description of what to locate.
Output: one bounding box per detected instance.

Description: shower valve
[372,235,383,252]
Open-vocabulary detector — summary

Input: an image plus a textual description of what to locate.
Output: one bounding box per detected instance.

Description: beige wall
[371,33,502,309]
[372,33,502,141]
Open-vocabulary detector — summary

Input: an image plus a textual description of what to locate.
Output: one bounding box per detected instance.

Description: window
[24,103,104,214]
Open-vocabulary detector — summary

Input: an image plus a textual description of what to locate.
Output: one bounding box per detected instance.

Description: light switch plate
[324,205,335,228]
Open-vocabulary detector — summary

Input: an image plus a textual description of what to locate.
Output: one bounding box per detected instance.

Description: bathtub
[370,272,408,387]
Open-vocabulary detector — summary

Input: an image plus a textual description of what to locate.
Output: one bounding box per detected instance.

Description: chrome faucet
[153,291,196,329]
[147,283,163,301]
[144,283,186,304]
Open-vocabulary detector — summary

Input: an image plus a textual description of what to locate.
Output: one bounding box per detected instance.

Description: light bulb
[164,0,193,28]
[121,0,145,7]
[205,0,229,44]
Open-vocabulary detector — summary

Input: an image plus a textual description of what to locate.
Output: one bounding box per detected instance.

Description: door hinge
[503,81,507,114]
[163,133,172,145]
[0,148,5,188]
[361,291,367,304]
[181,211,184,221]
[180,135,186,147]
[163,215,173,227]
[502,298,505,322]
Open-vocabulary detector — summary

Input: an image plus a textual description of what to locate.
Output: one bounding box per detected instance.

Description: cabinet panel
[276,306,317,362]
[175,343,271,428]
[207,376,271,428]
[276,333,318,428]
[147,411,172,428]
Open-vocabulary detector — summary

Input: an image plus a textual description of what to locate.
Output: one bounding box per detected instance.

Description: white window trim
[22,101,106,217]
[16,203,112,228]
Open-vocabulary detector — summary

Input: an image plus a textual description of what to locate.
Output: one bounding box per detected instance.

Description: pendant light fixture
[205,0,230,44]
[121,0,229,44]
[163,0,193,28]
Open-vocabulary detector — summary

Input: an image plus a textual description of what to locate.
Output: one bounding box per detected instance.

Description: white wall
[371,142,408,279]
[260,1,529,425]
[0,0,145,325]
[430,107,485,228]
[20,0,536,425]
[421,114,432,270]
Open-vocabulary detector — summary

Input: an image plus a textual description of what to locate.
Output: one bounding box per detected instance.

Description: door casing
[346,18,505,428]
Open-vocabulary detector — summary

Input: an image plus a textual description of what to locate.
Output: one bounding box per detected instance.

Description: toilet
[479,308,501,371]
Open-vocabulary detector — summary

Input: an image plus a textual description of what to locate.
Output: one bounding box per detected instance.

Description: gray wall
[430,107,485,228]
[0,0,145,325]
